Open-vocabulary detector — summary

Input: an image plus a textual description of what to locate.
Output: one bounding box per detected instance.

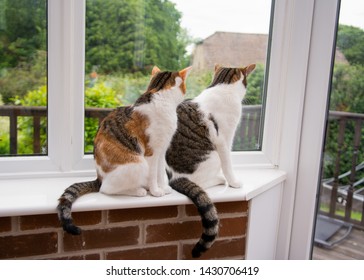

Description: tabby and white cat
[166,64,256,258]
[57,66,192,235]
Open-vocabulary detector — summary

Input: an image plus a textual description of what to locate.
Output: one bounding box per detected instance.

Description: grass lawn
[320,204,362,221]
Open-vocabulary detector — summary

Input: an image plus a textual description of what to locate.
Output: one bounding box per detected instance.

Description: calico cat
[166,64,256,258]
[57,65,192,235]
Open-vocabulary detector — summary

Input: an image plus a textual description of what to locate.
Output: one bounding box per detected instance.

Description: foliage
[85,0,189,74]
[322,120,364,181]
[0,117,10,154]
[245,64,265,105]
[323,64,364,180]
[84,81,121,152]
[95,72,150,104]
[0,0,47,69]
[0,81,123,154]
[337,25,364,65]
[85,81,120,108]
[1,0,189,74]
[0,85,47,155]
[184,70,213,98]
[0,0,190,103]
[321,27,364,182]
[329,63,364,113]
[0,50,46,104]
[1,0,363,163]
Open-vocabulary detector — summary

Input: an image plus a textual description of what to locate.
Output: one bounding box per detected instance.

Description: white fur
[99,160,148,196]
[179,77,247,189]
[98,76,187,197]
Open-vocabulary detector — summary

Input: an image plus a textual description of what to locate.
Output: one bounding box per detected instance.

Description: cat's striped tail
[169,177,218,258]
[57,179,101,235]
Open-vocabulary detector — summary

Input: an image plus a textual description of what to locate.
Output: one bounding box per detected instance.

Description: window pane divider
[48,0,86,172]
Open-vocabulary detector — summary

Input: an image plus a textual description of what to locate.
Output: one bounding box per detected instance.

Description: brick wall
[0,201,248,260]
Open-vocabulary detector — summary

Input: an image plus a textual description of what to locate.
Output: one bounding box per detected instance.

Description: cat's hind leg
[199,175,227,189]
[99,160,148,197]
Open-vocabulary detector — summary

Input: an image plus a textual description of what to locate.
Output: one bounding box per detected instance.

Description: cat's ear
[241,64,256,77]
[178,66,193,80]
[151,66,161,76]
[214,64,221,72]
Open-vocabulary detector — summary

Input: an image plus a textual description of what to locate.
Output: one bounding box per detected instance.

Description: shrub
[0,51,46,104]
[84,81,121,152]
[0,79,123,155]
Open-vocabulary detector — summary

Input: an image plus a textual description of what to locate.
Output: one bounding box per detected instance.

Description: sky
[171,0,364,40]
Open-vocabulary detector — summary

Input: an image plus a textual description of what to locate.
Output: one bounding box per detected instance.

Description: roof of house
[191,31,347,71]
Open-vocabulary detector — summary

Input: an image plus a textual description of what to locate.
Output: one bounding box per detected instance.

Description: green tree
[84,82,121,152]
[0,0,46,69]
[322,25,364,181]
[0,50,46,103]
[1,0,190,104]
[143,0,189,70]
[337,25,364,65]
[330,63,364,113]
[85,0,189,74]
[245,64,265,105]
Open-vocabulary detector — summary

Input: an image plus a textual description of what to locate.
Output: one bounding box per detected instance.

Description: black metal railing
[319,111,364,229]
[0,105,263,155]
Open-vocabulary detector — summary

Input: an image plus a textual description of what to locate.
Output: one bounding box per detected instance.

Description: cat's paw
[135,188,148,197]
[228,179,243,189]
[150,186,166,197]
[161,185,173,194]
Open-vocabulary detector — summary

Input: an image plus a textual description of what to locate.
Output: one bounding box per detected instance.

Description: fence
[0,106,45,154]
[319,110,364,229]
[0,105,263,155]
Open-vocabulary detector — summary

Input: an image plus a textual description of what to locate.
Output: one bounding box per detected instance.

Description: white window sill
[0,168,286,217]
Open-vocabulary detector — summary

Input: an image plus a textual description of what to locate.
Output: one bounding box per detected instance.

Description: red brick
[0,232,58,259]
[146,216,247,245]
[63,226,139,252]
[20,211,102,231]
[219,217,247,237]
[72,211,102,226]
[216,201,248,214]
[106,245,178,260]
[182,237,246,260]
[146,221,201,243]
[48,253,101,260]
[20,214,59,230]
[0,217,12,233]
[108,206,178,223]
[185,201,248,217]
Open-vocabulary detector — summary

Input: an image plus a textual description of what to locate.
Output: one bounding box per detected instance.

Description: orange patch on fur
[94,110,154,175]
[125,111,153,157]
[94,133,141,173]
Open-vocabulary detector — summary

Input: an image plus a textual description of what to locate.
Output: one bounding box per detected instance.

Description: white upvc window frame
[269,0,340,259]
[0,0,340,259]
[0,0,89,177]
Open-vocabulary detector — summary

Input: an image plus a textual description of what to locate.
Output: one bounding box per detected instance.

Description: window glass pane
[313,0,364,259]
[84,0,273,153]
[0,0,47,156]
